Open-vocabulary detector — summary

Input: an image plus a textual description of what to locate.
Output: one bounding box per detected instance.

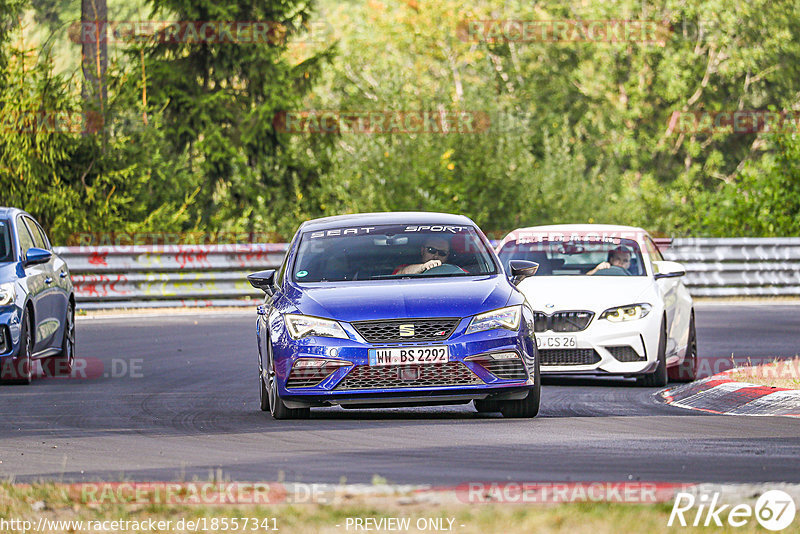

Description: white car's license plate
[368,346,449,366]
[536,335,577,349]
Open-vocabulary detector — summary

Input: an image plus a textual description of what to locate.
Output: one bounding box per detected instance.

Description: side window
[275,244,292,286]
[0,220,12,262]
[16,216,35,257]
[23,217,48,250]
[33,220,51,250]
[645,237,664,262]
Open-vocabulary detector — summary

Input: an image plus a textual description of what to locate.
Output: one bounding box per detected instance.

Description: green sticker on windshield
[297,270,308,278]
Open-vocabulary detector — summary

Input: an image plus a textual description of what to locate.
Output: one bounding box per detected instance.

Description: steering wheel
[424,263,467,275]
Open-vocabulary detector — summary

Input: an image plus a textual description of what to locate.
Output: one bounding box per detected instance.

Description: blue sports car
[1,207,75,384]
[248,212,541,419]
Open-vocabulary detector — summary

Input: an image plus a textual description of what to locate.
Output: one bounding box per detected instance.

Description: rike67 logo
[669,489,796,531]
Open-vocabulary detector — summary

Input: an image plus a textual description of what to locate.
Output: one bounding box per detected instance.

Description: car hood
[517,276,656,312]
[283,275,514,322]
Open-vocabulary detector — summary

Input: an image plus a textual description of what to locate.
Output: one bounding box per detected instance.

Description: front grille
[533,312,548,333]
[469,356,528,380]
[607,346,645,362]
[351,318,459,343]
[286,363,345,388]
[540,348,601,366]
[335,362,483,390]
[534,311,594,333]
[0,326,7,353]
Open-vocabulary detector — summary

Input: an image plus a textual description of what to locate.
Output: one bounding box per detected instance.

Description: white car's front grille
[533,311,594,333]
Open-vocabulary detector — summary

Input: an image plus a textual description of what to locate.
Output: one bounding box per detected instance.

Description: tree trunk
[81,0,107,135]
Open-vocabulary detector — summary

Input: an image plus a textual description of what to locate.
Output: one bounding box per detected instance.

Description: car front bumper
[536,311,661,376]
[271,322,538,408]
[0,306,22,359]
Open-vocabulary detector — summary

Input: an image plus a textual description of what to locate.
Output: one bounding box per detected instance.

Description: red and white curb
[660,372,800,417]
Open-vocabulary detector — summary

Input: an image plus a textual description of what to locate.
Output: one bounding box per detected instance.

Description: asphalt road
[1,303,799,485]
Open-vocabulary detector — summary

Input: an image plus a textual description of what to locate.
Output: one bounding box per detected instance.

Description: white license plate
[536,335,577,349]
[368,346,449,366]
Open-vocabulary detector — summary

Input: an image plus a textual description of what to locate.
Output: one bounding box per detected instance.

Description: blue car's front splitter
[280,384,532,409]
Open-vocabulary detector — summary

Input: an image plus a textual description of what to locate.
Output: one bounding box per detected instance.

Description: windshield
[0,220,13,263]
[498,236,646,276]
[292,224,498,282]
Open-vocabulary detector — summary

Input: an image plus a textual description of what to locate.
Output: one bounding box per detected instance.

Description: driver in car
[587,246,632,276]
[394,237,451,275]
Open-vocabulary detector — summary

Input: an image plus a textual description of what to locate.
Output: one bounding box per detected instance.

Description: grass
[727,357,800,390]
[0,482,784,533]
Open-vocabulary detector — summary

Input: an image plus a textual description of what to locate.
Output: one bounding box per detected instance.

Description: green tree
[131,0,336,237]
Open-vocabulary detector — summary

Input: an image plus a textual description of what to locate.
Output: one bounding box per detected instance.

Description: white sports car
[496,225,696,386]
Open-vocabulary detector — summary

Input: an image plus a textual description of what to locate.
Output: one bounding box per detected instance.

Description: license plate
[536,335,577,349]
[368,346,449,366]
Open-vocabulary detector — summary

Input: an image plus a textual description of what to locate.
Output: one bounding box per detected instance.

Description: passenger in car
[587,246,632,276]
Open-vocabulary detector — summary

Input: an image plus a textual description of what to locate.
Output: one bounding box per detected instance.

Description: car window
[0,220,13,262]
[23,216,49,250]
[498,236,646,276]
[275,234,298,287]
[292,224,498,282]
[16,216,36,257]
[644,236,664,262]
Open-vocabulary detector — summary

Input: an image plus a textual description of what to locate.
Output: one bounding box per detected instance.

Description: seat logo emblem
[399,324,415,337]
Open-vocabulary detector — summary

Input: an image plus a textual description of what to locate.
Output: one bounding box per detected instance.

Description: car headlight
[466,305,522,335]
[284,314,349,340]
[0,282,15,306]
[599,303,652,322]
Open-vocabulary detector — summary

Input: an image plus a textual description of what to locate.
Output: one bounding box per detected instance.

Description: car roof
[0,207,25,219]
[299,212,476,232]
[506,224,648,234]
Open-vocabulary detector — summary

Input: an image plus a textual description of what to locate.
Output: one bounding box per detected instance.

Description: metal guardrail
[661,238,800,297]
[54,238,800,309]
[55,244,288,309]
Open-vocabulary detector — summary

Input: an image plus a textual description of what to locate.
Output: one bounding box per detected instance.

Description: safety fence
[660,238,800,298]
[53,238,800,309]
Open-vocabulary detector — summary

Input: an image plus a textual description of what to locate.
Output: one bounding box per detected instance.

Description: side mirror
[24,247,52,266]
[248,269,277,294]
[653,260,686,280]
[508,260,539,285]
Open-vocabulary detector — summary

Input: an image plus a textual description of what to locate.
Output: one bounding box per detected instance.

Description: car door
[24,216,66,350]
[646,236,687,357]
[15,216,52,353]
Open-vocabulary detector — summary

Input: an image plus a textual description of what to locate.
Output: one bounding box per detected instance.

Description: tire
[669,311,698,383]
[264,338,309,420]
[473,399,501,413]
[2,310,32,385]
[44,302,75,377]
[259,370,270,412]
[499,356,540,418]
[638,317,668,387]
